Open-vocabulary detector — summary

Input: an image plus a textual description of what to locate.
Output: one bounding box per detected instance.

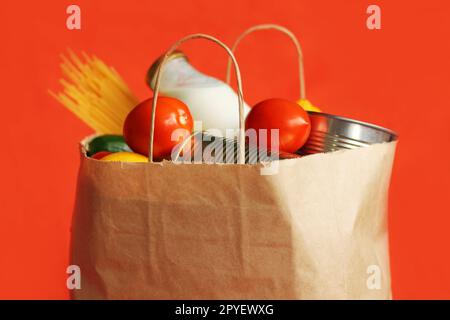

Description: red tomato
[123,97,193,159]
[90,151,111,160]
[245,98,311,153]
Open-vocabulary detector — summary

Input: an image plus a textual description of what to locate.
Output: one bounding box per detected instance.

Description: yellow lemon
[101,152,148,163]
[297,99,321,112]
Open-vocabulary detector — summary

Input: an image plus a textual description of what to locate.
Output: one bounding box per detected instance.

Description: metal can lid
[146,50,188,89]
[307,111,398,139]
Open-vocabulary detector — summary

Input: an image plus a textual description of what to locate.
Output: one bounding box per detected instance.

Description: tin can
[299,112,398,155]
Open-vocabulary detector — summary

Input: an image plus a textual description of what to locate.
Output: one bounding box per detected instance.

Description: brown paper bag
[70,34,397,299]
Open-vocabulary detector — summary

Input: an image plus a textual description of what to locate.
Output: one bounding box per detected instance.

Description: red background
[1,0,450,299]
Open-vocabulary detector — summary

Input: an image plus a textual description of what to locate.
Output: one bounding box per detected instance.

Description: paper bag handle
[225,24,306,100]
[150,33,246,164]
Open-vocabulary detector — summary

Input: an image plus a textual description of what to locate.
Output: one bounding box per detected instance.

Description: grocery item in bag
[146,51,251,135]
[50,51,139,134]
[245,98,311,153]
[86,135,132,156]
[300,112,398,155]
[123,96,194,159]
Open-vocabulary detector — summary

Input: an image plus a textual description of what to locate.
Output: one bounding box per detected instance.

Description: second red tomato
[245,98,311,153]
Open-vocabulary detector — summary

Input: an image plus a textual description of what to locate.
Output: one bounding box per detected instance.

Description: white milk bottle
[146,51,251,136]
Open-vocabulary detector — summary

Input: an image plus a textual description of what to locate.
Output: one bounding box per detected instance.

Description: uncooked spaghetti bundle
[50,51,138,134]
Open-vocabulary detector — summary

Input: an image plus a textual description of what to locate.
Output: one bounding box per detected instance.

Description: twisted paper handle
[225,24,306,100]
[150,33,246,164]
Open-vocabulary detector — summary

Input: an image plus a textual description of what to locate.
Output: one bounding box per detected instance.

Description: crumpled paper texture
[71,140,397,299]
